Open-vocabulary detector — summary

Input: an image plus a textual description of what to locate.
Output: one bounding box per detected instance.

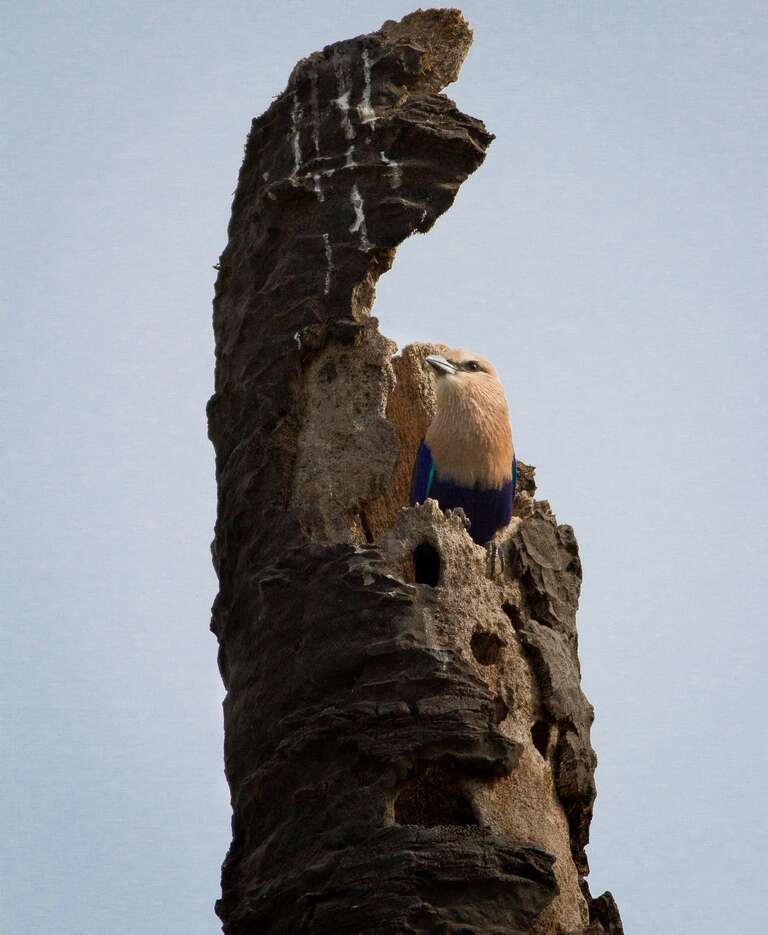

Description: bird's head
[425,348,503,403]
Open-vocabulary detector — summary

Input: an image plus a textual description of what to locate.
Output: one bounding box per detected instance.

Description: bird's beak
[425,354,458,376]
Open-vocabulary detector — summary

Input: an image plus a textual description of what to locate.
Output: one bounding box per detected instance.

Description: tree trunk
[208,10,623,934]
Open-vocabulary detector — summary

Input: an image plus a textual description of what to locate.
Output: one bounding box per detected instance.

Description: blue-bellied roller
[410,349,517,546]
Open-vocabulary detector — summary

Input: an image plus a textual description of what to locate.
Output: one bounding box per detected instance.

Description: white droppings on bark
[357,49,376,125]
[293,330,302,349]
[333,57,356,141]
[290,92,302,179]
[313,174,324,201]
[380,151,402,188]
[309,69,321,155]
[322,233,333,295]
[349,184,371,252]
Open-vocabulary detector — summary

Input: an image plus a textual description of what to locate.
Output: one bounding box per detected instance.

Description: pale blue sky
[3,2,766,933]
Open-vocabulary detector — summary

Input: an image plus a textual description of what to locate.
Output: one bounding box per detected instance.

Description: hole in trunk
[394,765,478,828]
[413,542,441,587]
[531,719,551,759]
[493,696,510,723]
[470,630,505,666]
[502,601,522,629]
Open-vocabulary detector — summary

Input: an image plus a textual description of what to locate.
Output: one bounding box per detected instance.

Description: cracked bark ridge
[208,9,622,935]
[508,504,596,874]
[569,885,625,935]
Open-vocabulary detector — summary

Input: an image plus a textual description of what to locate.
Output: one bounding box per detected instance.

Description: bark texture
[208,10,623,934]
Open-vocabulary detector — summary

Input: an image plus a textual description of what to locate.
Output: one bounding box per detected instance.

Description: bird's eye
[465,361,481,372]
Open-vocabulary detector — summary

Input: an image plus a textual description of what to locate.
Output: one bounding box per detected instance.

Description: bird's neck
[426,389,514,489]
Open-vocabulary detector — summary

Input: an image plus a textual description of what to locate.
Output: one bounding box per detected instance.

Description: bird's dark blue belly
[429,476,513,545]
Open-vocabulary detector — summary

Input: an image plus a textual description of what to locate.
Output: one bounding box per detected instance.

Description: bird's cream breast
[426,377,514,489]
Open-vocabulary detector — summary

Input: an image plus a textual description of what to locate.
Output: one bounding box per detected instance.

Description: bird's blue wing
[410,440,435,505]
[496,456,517,530]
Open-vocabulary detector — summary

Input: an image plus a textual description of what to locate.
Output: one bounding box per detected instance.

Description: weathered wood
[208,10,621,934]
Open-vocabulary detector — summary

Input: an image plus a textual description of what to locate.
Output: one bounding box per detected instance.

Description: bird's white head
[425,349,502,395]
[424,347,514,489]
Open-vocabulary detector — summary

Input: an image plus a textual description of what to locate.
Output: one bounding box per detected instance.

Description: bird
[410,348,516,546]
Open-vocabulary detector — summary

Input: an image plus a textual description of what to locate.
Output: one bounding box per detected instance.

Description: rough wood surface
[208,10,622,934]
